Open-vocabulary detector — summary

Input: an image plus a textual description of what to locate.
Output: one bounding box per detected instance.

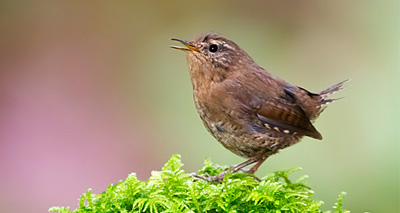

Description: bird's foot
[237,167,250,173]
[192,171,228,183]
[192,169,261,182]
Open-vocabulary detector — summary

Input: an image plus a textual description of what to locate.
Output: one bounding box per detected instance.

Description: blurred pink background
[0,1,398,212]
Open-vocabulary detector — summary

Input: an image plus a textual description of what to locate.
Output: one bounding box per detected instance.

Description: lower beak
[170,38,199,52]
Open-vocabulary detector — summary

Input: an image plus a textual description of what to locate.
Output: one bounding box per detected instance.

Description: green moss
[49,155,349,213]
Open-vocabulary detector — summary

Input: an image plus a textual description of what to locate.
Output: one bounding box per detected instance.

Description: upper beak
[170,38,199,52]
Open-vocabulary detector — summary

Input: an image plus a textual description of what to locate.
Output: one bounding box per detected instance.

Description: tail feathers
[319,79,349,104]
[320,97,344,105]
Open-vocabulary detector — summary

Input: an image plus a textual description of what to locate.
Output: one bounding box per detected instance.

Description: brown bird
[170,33,346,181]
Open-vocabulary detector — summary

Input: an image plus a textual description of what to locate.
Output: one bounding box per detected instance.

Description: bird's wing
[256,86,322,140]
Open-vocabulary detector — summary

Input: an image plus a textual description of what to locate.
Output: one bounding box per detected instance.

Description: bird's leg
[247,156,267,174]
[231,156,267,182]
[231,158,258,172]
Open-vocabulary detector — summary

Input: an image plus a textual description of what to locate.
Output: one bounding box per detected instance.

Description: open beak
[170,38,199,52]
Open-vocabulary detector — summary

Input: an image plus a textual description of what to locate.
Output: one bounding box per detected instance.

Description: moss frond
[49,155,348,212]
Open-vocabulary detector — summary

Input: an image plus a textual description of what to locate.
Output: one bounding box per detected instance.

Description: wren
[170,33,346,181]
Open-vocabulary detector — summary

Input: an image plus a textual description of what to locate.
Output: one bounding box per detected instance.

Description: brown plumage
[170,33,346,181]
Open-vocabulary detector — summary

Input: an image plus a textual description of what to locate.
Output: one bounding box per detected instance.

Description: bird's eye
[209,44,218,53]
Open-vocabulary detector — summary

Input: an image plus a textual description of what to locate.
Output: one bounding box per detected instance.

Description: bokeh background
[0,1,398,212]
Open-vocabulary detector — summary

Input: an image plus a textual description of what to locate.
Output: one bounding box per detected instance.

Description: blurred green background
[0,1,398,212]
